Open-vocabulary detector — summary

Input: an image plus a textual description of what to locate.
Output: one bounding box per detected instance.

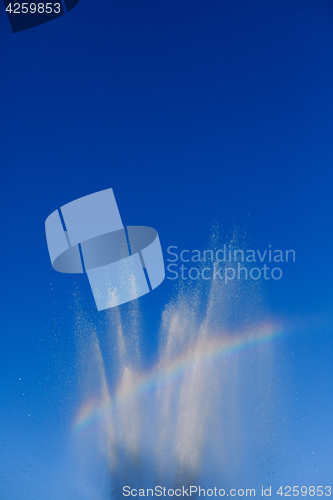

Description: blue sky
[1,0,333,497]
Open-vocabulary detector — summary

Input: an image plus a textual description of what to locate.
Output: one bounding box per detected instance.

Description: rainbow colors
[73,321,283,436]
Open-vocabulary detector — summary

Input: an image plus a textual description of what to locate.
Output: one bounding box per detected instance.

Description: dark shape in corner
[63,0,79,12]
[3,0,80,33]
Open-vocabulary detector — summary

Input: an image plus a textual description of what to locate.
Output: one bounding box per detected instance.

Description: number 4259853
[277,487,331,497]
[5,3,61,14]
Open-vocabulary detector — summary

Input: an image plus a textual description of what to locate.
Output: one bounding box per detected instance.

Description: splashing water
[70,238,286,499]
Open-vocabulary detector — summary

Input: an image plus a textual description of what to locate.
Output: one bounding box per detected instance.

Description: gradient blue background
[0,0,333,497]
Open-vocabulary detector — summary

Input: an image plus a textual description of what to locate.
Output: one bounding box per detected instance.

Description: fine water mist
[70,235,286,499]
